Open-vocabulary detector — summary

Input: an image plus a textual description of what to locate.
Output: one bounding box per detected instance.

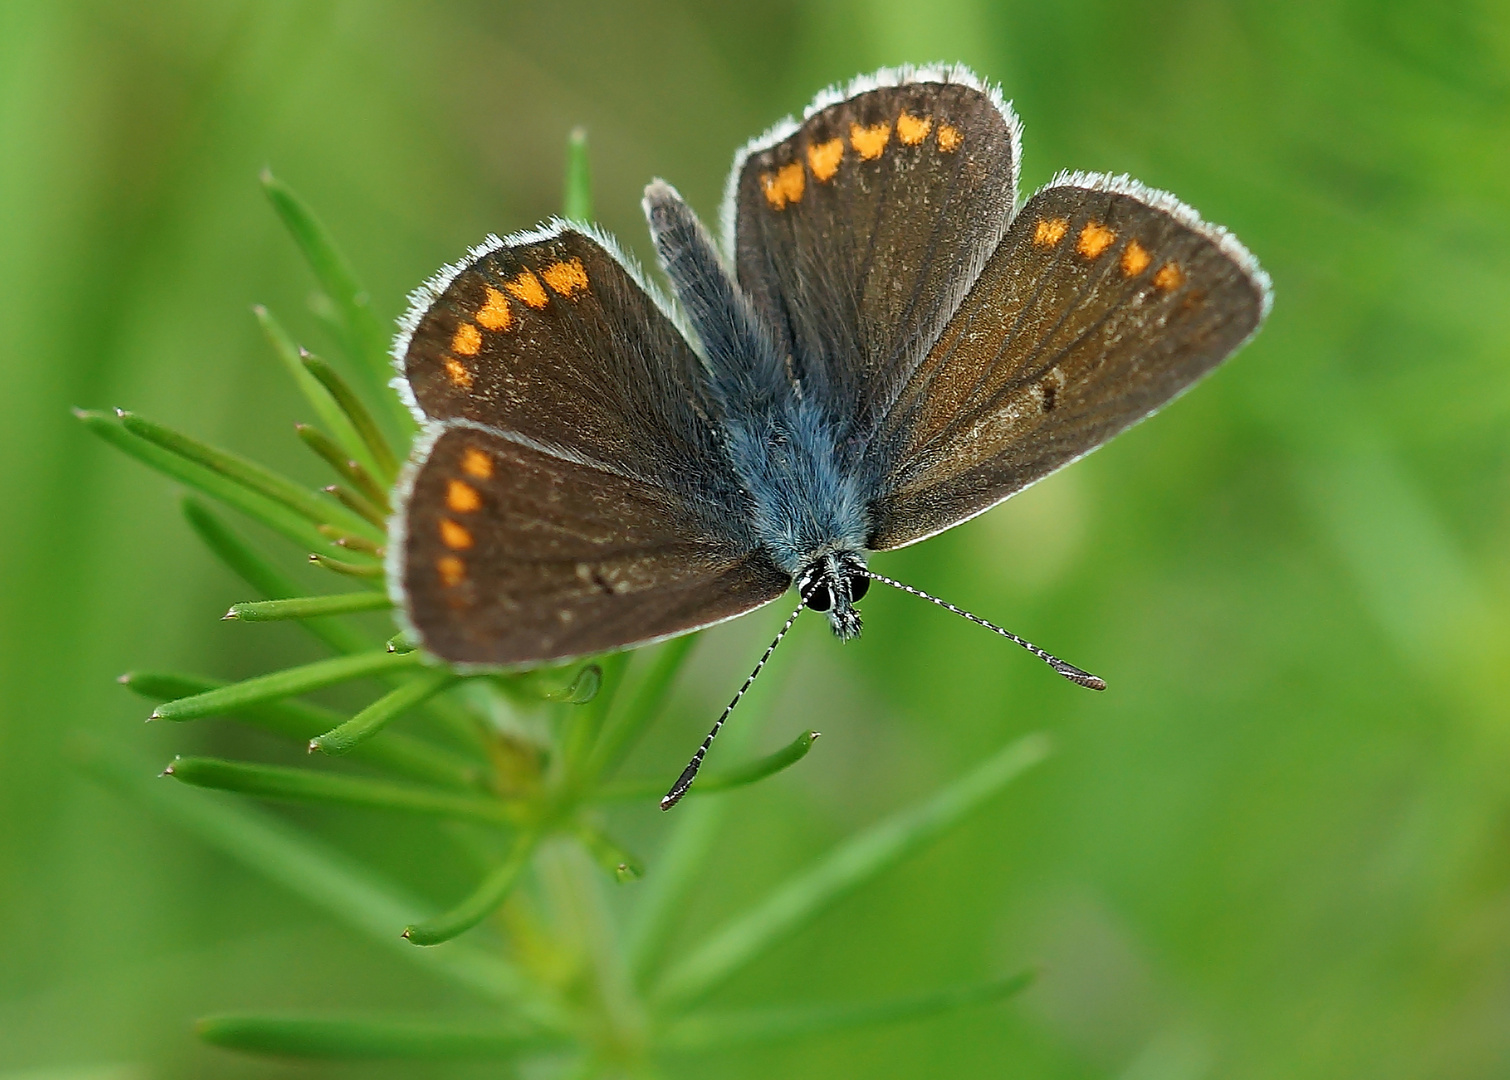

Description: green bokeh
[3,0,1509,1076]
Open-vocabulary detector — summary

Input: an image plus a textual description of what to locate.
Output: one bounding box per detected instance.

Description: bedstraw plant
[75,132,1044,1078]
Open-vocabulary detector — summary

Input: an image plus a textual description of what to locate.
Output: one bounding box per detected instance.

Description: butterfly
[386,66,1271,807]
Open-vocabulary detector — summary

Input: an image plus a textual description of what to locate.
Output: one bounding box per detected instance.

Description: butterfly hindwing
[392,225,786,665]
[392,426,788,666]
[728,67,1020,449]
[867,173,1272,550]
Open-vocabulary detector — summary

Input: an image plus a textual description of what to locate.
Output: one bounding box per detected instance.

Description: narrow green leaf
[563,126,592,222]
[538,663,601,704]
[387,632,415,654]
[593,730,819,803]
[164,756,514,824]
[573,820,643,882]
[75,739,566,1025]
[301,350,399,481]
[260,170,404,423]
[652,733,1053,1008]
[297,423,391,509]
[78,409,335,554]
[662,969,1036,1050]
[405,830,540,946]
[310,551,384,578]
[197,1013,562,1060]
[318,523,384,555]
[587,633,697,783]
[312,668,458,755]
[563,651,630,781]
[226,592,393,621]
[323,482,387,527]
[182,498,375,656]
[256,305,377,475]
[118,409,379,540]
[150,649,423,722]
[121,669,480,789]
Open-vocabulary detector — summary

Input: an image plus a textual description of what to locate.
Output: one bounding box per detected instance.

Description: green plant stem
[593,730,819,803]
[661,969,1036,1050]
[197,1014,564,1060]
[226,592,393,621]
[150,649,423,721]
[405,830,541,946]
[164,756,515,823]
[311,668,459,755]
[122,670,480,788]
[651,733,1053,1009]
[75,739,565,1025]
[118,409,379,540]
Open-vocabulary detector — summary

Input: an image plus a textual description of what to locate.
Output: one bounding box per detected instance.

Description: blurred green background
[4,0,1510,1076]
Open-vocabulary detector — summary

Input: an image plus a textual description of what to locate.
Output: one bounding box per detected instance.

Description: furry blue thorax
[643,181,870,579]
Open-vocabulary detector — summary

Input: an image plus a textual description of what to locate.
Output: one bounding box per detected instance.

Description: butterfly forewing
[400,226,731,503]
[393,226,785,665]
[868,174,1270,550]
[730,70,1019,452]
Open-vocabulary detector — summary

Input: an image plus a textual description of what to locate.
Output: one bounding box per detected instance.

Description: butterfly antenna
[860,570,1106,691]
[661,595,807,810]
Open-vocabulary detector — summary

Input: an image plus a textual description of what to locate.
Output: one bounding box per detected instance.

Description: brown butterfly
[387,66,1271,805]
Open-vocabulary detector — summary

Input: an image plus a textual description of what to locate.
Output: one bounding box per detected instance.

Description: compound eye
[803,582,833,612]
[847,573,870,602]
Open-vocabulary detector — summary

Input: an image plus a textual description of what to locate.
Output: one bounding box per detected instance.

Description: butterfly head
[796,550,870,641]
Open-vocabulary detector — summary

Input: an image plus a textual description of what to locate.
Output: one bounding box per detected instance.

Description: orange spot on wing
[1077,221,1116,259]
[440,518,474,550]
[446,479,481,513]
[849,120,891,160]
[896,111,932,145]
[1154,262,1185,290]
[505,270,548,309]
[1121,239,1152,277]
[461,447,493,479]
[437,555,466,587]
[451,322,482,356]
[541,258,589,297]
[807,137,844,182]
[444,358,473,388]
[936,124,962,152]
[475,285,512,331]
[760,161,806,210]
[1033,217,1069,246]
